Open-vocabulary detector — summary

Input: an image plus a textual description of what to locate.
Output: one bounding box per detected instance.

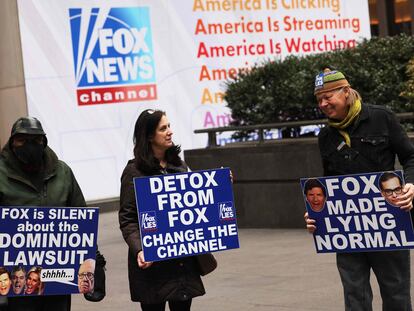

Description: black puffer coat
[119,160,205,303]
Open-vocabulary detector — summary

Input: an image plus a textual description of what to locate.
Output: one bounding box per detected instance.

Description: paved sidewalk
[72,211,413,310]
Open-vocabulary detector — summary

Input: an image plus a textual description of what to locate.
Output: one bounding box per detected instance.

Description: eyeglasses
[382,186,403,197]
[316,88,344,104]
[78,272,94,280]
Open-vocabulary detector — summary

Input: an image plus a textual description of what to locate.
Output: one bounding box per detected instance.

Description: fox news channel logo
[140,211,158,232]
[218,201,235,221]
[68,7,157,106]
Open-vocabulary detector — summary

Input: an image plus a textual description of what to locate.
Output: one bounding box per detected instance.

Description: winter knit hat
[314,68,350,95]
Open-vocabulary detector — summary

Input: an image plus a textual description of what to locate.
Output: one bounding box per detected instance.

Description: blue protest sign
[0,206,98,297]
[134,168,239,262]
[300,171,414,253]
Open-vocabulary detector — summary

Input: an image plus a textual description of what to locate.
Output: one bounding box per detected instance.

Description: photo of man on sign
[379,172,404,207]
[11,266,26,295]
[303,178,326,212]
[78,259,95,294]
[0,268,11,296]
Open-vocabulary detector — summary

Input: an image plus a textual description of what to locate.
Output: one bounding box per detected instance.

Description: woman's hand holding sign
[137,251,153,269]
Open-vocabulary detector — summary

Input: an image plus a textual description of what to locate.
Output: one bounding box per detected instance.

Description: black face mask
[13,141,45,167]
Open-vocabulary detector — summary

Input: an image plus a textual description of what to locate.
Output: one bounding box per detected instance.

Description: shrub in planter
[225,34,414,131]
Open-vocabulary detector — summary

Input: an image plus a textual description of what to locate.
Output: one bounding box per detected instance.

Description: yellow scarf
[328,99,362,147]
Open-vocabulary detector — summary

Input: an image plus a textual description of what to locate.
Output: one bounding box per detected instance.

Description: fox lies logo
[140,211,157,232]
[314,73,324,88]
[68,7,157,106]
[219,202,235,221]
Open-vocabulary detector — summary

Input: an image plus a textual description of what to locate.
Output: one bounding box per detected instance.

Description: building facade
[369,0,414,36]
[0,0,414,148]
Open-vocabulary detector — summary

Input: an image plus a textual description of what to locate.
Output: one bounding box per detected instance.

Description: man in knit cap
[305,68,414,310]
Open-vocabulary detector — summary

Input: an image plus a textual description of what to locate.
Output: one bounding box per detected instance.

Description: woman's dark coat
[119,160,205,303]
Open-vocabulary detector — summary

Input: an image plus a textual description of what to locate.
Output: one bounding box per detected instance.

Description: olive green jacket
[0,142,86,207]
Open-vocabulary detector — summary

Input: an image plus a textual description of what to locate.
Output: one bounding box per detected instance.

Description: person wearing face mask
[0,117,105,311]
[304,69,414,310]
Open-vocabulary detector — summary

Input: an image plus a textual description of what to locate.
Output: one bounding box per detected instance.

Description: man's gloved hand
[0,296,8,307]
[84,250,106,302]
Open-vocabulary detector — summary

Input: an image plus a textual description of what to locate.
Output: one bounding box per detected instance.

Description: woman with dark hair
[119,109,205,311]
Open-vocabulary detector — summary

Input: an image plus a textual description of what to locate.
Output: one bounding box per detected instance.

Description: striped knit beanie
[314,68,350,95]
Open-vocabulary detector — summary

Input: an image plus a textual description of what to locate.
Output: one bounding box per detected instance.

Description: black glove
[0,296,8,307]
[84,250,106,302]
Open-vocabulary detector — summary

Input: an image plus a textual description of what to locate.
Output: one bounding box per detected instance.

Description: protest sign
[300,171,414,253]
[134,168,239,262]
[0,206,98,296]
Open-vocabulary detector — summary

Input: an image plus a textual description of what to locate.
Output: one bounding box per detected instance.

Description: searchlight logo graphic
[69,7,157,106]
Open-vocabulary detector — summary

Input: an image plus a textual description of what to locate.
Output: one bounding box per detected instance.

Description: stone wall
[0,0,28,147]
[184,138,323,228]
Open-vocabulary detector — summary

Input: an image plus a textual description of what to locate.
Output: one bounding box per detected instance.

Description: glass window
[394,0,411,34]
[369,0,379,36]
